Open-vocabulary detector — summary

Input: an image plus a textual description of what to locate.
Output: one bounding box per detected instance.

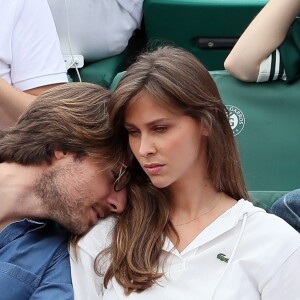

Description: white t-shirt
[70,199,300,300]
[0,0,68,91]
[47,0,144,63]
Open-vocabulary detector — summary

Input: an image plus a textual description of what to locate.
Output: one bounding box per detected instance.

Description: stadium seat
[143,0,268,70]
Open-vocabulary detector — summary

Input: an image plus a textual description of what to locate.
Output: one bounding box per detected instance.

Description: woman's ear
[199,121,209,137]
[202,126,209,137]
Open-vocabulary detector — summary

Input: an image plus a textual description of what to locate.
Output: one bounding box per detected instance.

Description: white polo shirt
[71,200,300,300]
[0,0,67,91]
[47,0,144,63]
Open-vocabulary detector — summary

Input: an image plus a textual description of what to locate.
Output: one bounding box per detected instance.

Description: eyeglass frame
[113,163,131,192]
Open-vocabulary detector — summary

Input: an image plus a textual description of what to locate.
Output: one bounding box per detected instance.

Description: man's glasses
[113,163,131,192]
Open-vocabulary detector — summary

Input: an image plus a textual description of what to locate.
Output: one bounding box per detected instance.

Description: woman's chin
[149,178,170,189]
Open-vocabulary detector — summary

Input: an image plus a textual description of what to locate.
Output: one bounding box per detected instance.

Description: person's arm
[224,0,300,82]
[25,83,64,96]
[0,78,35,128]
[0,79,65,128]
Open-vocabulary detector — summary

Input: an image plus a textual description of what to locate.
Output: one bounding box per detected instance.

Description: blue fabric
[271,189,300,233]
[0,219,73,299]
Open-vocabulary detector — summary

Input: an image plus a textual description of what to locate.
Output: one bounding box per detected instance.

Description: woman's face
[124,91,209,189]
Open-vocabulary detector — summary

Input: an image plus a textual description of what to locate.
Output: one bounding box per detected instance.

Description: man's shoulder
[29,220,70,244]
[0,220,71,287]
[4,219,70,258]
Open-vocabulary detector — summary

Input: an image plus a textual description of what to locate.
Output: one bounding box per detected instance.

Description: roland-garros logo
[226,105,245,136]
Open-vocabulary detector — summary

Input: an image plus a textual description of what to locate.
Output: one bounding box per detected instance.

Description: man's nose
[107,188,127,214]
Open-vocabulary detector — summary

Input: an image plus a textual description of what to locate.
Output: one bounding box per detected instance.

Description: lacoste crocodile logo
[217,253,229,263]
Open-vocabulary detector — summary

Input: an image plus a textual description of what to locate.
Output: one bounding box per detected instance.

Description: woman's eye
[127,129,140,136]
[154,126,168,133]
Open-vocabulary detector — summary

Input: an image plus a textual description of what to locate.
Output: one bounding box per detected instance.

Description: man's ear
[53,150,68,160]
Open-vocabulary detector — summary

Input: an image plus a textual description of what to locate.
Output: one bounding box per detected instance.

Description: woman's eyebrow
[125,118,171,128]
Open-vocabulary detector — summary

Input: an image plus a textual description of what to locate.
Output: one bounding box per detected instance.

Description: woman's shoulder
[250,208,299,235]
[245,207,300,258]
[76,216,117,259]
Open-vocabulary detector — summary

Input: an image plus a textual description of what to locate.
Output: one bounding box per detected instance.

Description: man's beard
[33,165,89,235]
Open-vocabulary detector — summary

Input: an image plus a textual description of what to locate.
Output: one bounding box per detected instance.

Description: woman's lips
[144,163,164,175]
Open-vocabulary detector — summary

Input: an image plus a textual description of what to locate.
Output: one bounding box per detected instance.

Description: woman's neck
[167,182,237,253]
[168,176,218,215]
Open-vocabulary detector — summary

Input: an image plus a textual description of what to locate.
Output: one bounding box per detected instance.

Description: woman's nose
[139,135,155,157]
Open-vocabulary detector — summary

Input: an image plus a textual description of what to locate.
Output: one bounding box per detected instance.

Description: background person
[71,46,300,300]
[224,0,300,82]
[271,189,300,233]
[0,83,127,299]
[0,0,68,128]
[48,0,144,63]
